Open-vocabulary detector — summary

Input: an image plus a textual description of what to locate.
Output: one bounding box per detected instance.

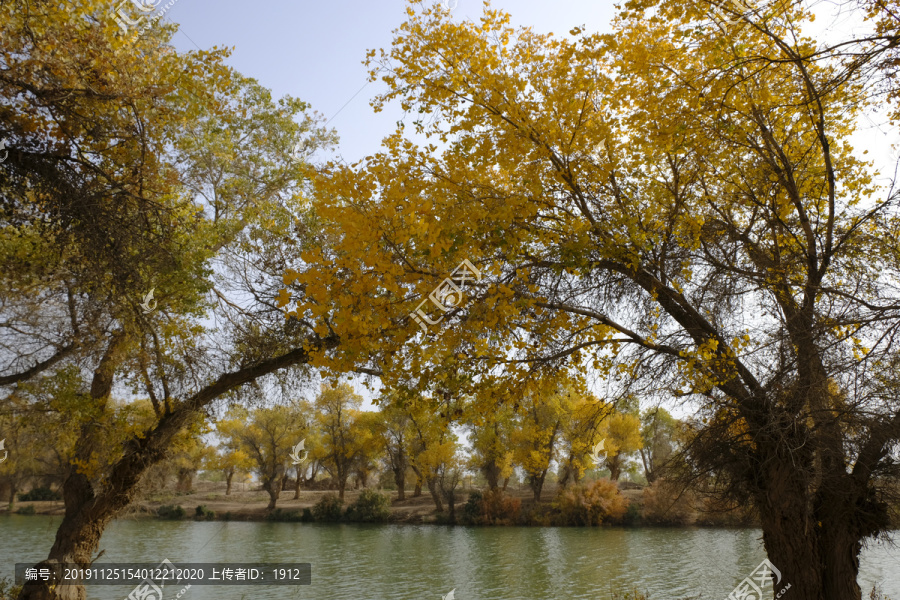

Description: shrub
[266,508,304,522]
[15,505,36,515]
[0,576,22,600]
[301,508,313,522]
[641,479,695,525]
[345,490,391,523]
[222,512,232,521]
[157,504,186,520]
[622,500,642,526]
[311,493,343,522]
[194,505,216,520]
[694,494,757,526]
[552,479,626,526]
[461,490,483,525]
[460,489,520,525]
[18,487,61,501]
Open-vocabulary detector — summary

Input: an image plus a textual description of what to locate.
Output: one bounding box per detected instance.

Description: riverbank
[0,479,758,526]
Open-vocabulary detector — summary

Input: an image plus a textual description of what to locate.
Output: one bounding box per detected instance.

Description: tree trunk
[225,470,234,496]
[445,490,456,523]
[338,475,348,501]
[608,457,621,482]
[8,484,16,512]
[502,476,510,491]
[265,482,279,510]
[294,471,302,500]
[481,457,500,490]
[176,469,194,492]
[426,477,443,512]
[393,467,406,501]
[530,472,546,504]
[411,468,423,497]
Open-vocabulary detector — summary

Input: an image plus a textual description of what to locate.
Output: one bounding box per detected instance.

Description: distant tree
[223,404,307,510]
[375,393,413,500]
[639,407,680,484]
[557,392,611,487]
[511,383,573,503]
[315,383,363,501]
[466,393,515,491]
[600,410,643,482]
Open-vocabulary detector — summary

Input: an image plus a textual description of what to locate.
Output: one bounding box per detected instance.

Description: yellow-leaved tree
[280,1,900,597]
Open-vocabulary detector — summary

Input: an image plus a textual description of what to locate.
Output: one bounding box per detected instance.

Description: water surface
[1,516,897,599]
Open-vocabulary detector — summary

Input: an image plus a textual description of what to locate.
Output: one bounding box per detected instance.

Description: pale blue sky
[162,0,617,162]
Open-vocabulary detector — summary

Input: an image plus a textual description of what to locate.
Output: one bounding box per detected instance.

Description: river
[0,516,898,599]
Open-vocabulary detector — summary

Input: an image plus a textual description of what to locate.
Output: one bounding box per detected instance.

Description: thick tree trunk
[393,467,406,501]
[502,476,510,491]
[530,472,546,504]
[176,469,194,492]
[426,477,443,512]
[225,470,234,496]
[294,472,302,499]
[481,457,500,490]
[7,484,16,512]
[608,458,621,482]
[338,475,348,501]
[265,482,279,510]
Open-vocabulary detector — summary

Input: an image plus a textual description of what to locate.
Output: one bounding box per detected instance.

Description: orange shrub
[640,479,695,525]
[552,479,627,526]
[461,489,521,525]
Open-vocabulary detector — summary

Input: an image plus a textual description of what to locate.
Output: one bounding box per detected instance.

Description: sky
[160,0,618,164]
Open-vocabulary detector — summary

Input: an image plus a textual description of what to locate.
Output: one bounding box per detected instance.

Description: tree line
[1,380,684,514]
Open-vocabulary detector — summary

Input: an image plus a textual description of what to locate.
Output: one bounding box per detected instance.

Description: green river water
[0,516,897,599]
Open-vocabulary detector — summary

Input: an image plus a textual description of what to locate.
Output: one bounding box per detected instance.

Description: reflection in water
[0,517,897,600]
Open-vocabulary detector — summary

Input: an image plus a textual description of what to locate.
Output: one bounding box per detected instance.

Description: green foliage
[266,509,305,522]
[18,487,61,501]
[344,490,391,523]
[15,505,36,515]
[552,480,626,526]
[194,505,216,520]
[622,501,642,526]
[311,493,344,522]
[157,504,186,520]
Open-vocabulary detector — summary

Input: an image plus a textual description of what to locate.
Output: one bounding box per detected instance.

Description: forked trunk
[426,477,443,512]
